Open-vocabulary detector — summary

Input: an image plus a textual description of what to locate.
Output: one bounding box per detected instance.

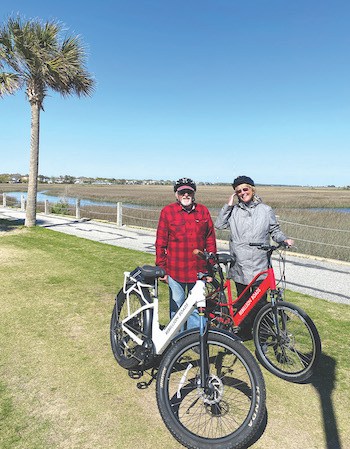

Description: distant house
[9,177,21,183]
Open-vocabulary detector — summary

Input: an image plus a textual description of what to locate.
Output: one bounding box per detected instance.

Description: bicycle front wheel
[156,331,266,449]
[253,301,321,383]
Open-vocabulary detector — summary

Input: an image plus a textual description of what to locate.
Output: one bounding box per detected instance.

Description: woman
[215,175,293,338]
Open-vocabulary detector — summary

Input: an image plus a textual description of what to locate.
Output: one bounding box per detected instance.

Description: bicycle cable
[276,248,287,292]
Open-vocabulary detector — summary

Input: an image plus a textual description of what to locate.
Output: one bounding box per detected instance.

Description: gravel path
[1,208,349,305]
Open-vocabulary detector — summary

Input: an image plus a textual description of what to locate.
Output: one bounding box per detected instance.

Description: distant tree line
[1,173,348,189]
[0,173,223,186]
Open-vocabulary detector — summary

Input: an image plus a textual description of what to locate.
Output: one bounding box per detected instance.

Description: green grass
[0,224,349,449]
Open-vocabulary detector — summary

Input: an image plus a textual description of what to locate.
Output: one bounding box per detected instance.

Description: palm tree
[0,16,95,226]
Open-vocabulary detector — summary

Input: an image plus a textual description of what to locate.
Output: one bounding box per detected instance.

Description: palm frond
[0,15,95,105]
[0,72,21,96]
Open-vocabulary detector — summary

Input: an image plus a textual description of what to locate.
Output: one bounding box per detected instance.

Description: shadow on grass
[0,218,24,232]
[309,353,342,449]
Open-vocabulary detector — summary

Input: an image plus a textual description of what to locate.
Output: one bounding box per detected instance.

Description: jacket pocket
[169,220,186,238]
[195,219,209,234]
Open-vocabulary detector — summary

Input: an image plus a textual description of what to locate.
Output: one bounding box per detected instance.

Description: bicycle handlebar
[193,249,217,262]
[249,242,290,251]
[193,243,289,266]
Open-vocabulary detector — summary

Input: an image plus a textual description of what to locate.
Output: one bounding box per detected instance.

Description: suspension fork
[269,290,284,336]
[198,307,209,388]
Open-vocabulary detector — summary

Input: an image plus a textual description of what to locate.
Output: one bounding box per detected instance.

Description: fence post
[3,193,6,207]
[21,194,26,211]
[76,199,81,219]
[117,202,122,226]
[44,200,49,215]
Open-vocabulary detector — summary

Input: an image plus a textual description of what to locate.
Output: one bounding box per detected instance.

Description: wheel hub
[197,374,224,405]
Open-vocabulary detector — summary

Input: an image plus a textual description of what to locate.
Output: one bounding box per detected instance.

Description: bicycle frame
[225,267,277,327]
[209,243,286,329]
[121,272,207,355]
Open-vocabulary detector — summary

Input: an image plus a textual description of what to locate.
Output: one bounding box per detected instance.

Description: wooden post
[44,199,49,215]
[117,202,122,226]
[3,193,6,207]
[20,194,26,211]
[76,199,81,219]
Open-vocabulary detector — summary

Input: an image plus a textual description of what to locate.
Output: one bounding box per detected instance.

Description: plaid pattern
[156,202,217,283]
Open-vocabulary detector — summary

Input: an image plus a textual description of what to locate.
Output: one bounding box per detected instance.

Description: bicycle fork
[198,307,209,389]
[270,291,289,349]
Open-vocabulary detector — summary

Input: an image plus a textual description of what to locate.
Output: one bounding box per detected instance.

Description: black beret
[232,175,255,189]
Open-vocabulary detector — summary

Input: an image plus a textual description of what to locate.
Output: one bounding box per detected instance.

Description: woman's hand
[228,193,236,206]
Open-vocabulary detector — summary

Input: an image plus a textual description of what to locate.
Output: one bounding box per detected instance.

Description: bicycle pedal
[128,369,144,379]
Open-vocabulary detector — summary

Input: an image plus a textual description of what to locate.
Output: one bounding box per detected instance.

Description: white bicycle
[110,255,266,449]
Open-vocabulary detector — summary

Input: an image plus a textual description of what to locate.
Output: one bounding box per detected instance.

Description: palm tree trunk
[25,102,40,227]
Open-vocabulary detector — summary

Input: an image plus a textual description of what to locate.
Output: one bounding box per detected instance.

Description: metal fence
[2,192,350,262]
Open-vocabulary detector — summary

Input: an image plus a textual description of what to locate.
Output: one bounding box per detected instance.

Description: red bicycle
[200,242,321,383]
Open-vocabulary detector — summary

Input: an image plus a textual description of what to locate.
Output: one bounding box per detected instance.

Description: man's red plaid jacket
[155,202,217,283]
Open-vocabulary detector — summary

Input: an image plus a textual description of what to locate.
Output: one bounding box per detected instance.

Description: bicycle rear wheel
[156,331,266,449]
[253,301,321,383]
[110,287,152,370]
[205,281,234,330]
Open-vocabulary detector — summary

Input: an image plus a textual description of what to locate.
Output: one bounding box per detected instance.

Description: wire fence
[2,193,350,262]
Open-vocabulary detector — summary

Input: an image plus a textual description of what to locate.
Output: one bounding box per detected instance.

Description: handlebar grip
[193,249,206,260]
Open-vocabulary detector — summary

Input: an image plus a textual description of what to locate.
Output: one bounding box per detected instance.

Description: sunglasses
[235,187,251,194]
[178,190,194,196]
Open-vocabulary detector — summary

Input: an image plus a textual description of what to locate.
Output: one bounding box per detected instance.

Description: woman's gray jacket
[215,198,287,285]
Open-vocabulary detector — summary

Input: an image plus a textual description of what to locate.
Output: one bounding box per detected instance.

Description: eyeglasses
[177,190,194,196]
[235,187,251,194]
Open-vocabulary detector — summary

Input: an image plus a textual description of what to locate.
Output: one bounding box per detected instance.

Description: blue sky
[1,1,349,186]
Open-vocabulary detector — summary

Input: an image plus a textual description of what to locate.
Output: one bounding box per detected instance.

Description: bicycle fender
[170,327,242,346]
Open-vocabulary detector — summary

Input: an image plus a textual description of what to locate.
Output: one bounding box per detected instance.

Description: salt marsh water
[5,191,146,209]
[6,191,115,207]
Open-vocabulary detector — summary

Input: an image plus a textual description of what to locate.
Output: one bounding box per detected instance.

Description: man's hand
[159,274,168,283]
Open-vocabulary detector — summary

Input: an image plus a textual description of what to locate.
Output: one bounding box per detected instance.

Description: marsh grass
[276,208,350,261]
[0,225,349,449]
[1,183,350,209]
[1,184,350,261]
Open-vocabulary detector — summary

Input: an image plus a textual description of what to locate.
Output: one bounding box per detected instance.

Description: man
[156,177,217,329]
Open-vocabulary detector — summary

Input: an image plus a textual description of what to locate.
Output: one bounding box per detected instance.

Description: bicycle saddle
[217,253,235,265]
[141,265,166,279]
